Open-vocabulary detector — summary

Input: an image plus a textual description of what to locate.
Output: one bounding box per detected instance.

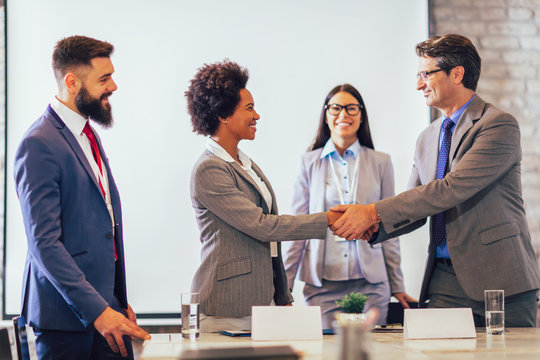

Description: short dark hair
[310,84,374,151]
[416,34,481,91]
[52,35,114,81]
[185,60,249,136]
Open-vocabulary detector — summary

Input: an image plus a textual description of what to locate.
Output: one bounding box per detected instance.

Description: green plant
[335,292,368,313]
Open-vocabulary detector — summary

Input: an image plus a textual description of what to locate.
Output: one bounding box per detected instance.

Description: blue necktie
[432,118,454,248]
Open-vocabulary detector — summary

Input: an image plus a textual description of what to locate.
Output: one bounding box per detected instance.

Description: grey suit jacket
[283,146,405,293]
[190,150,328,317]
[372,95,540,303]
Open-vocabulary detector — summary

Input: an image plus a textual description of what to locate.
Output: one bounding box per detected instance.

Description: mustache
[100,92,113,101]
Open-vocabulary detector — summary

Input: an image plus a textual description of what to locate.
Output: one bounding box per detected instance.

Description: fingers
[329,204,349,212]
[104,334,119,354]
[113,334,128,358]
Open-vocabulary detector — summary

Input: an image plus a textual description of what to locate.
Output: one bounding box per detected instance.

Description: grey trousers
[427,261,538,327]
[303,278,390,329]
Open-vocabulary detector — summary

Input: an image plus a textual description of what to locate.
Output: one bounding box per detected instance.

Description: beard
[75,86,114,128]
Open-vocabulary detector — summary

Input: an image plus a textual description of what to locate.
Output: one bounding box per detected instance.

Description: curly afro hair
[185,60,249,136]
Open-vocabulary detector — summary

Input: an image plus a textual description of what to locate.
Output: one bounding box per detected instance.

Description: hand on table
[94,306,151,358]
[393,292,418,309]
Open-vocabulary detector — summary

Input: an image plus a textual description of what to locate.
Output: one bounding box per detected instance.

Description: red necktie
[82,122,117,260]
[82,122,106,197]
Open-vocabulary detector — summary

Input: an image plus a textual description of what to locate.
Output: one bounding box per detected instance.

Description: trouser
[427,261,538,327]
[303,278,390,329]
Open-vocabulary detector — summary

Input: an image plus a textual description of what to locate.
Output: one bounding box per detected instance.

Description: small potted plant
[335,292,368,323]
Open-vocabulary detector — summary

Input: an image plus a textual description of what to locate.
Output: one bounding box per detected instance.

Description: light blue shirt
[436,94,475,259]
[320,139,363,280]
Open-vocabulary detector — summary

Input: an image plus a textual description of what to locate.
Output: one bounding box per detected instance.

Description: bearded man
[14,35,150,360]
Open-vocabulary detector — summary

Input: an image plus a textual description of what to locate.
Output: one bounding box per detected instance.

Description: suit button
[106,232,113,239]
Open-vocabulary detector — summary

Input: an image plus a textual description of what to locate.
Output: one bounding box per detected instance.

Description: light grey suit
[190,150,328,317]
[283,146,404,293]
[373,95,540,305]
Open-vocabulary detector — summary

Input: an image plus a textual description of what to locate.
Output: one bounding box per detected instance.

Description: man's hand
[94,306,151,357]
[124,304,137,325]
[326,210,343,227]
[393,292,418,309]
[330,203,380,240]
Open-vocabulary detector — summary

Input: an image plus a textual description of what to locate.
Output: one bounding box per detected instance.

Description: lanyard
[329,151,361,205]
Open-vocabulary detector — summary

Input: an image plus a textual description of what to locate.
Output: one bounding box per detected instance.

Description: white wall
[5,0,429,316]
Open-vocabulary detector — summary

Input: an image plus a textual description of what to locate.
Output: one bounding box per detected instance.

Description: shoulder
[191,150,233,179]
[361,146,392,166]
[300,148,324,164]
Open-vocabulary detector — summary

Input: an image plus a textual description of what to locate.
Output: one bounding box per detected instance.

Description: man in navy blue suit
[14,35,150,359]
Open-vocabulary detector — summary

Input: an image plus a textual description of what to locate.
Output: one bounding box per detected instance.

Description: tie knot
[82,122,93,136]
[442,117,453,130]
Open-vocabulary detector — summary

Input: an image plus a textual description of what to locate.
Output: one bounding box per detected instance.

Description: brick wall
[430,0,540,264]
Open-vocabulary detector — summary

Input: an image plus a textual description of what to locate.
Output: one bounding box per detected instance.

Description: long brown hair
[310,84,374,151]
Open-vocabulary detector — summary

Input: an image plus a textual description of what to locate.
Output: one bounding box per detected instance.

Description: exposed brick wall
[430,0,540,264]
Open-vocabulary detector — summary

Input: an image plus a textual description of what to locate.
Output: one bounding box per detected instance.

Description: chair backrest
[0,328,13,360]
[12,317,30,360]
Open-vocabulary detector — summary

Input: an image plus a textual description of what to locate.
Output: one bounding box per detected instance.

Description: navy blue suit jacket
[14,105,128,331]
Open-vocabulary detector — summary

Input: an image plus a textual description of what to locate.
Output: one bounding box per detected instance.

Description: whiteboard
[5,0,429,317]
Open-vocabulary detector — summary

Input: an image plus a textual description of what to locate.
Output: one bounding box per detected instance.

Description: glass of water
[181,292,200,340]
[484,290,504,335]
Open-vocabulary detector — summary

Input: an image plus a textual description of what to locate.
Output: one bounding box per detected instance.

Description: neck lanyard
[329,150,361,205]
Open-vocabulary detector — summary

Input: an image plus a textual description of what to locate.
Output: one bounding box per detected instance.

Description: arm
[14,136,108,326]
[334,113,520,239]
[192,158,328,242]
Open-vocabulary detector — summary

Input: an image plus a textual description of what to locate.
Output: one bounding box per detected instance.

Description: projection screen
[4,0,429,317]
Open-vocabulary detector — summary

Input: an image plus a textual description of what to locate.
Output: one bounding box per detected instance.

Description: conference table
[138,328,540,359]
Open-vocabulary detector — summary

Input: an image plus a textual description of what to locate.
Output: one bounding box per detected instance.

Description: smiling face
[221,88,260,142]
[416,56,458,115]
[325,91,361,143]
[75,57,118,127]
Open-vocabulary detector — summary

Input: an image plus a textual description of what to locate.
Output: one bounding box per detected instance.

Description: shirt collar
[50,96,89,136]
[206,138,252,169]
[445,94,476,126]
[320,138,361,159]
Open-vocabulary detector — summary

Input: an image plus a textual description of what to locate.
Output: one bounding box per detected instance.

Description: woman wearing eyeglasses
[283,84,416,328]
[185,61,342,332]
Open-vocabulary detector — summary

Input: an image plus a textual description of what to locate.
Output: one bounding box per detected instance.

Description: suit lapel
[230,161,272,214]
[46,106,106,201]
[448,95,484,163]
[422,122,441,182]
[251,161,278,215]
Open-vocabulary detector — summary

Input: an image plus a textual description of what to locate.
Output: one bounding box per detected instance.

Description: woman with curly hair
[185,60,341,332]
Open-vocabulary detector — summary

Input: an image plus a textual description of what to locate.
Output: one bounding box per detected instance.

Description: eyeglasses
[325,103,362,116]
[416,68,445,81]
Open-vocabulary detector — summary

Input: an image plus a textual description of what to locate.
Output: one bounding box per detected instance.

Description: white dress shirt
[320,139,363,280]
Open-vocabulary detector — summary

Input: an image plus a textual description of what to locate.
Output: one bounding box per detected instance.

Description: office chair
[0,328,12,360]
[12,316,30,360]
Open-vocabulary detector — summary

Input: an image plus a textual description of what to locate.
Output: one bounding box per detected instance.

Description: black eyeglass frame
[325,103,363,116]
[416,68,445,81]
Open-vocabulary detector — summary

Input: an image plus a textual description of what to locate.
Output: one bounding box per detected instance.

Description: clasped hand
[328,203,380,241]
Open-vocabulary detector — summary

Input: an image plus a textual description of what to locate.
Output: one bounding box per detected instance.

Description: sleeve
[192,157,328,243]
[378,155,406,293]
[14,135,108,327]
[376,112,520,233]
[282,156,311,291]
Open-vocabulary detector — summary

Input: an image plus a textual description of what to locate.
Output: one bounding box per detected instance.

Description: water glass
[484,290,504,335]
[181,292,200,340]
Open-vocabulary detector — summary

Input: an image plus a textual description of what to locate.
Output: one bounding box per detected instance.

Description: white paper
[251,306,322,341]
[403,308,476,339]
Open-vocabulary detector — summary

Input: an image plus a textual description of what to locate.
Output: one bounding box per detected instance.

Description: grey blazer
[373,95,540,303]
[283,146,405,293]
[190,150,328,317]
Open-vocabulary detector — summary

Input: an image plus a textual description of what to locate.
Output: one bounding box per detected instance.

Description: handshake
[325,203,381,241]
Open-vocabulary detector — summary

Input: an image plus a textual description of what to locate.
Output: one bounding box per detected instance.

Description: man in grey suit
[331,34,540,326]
